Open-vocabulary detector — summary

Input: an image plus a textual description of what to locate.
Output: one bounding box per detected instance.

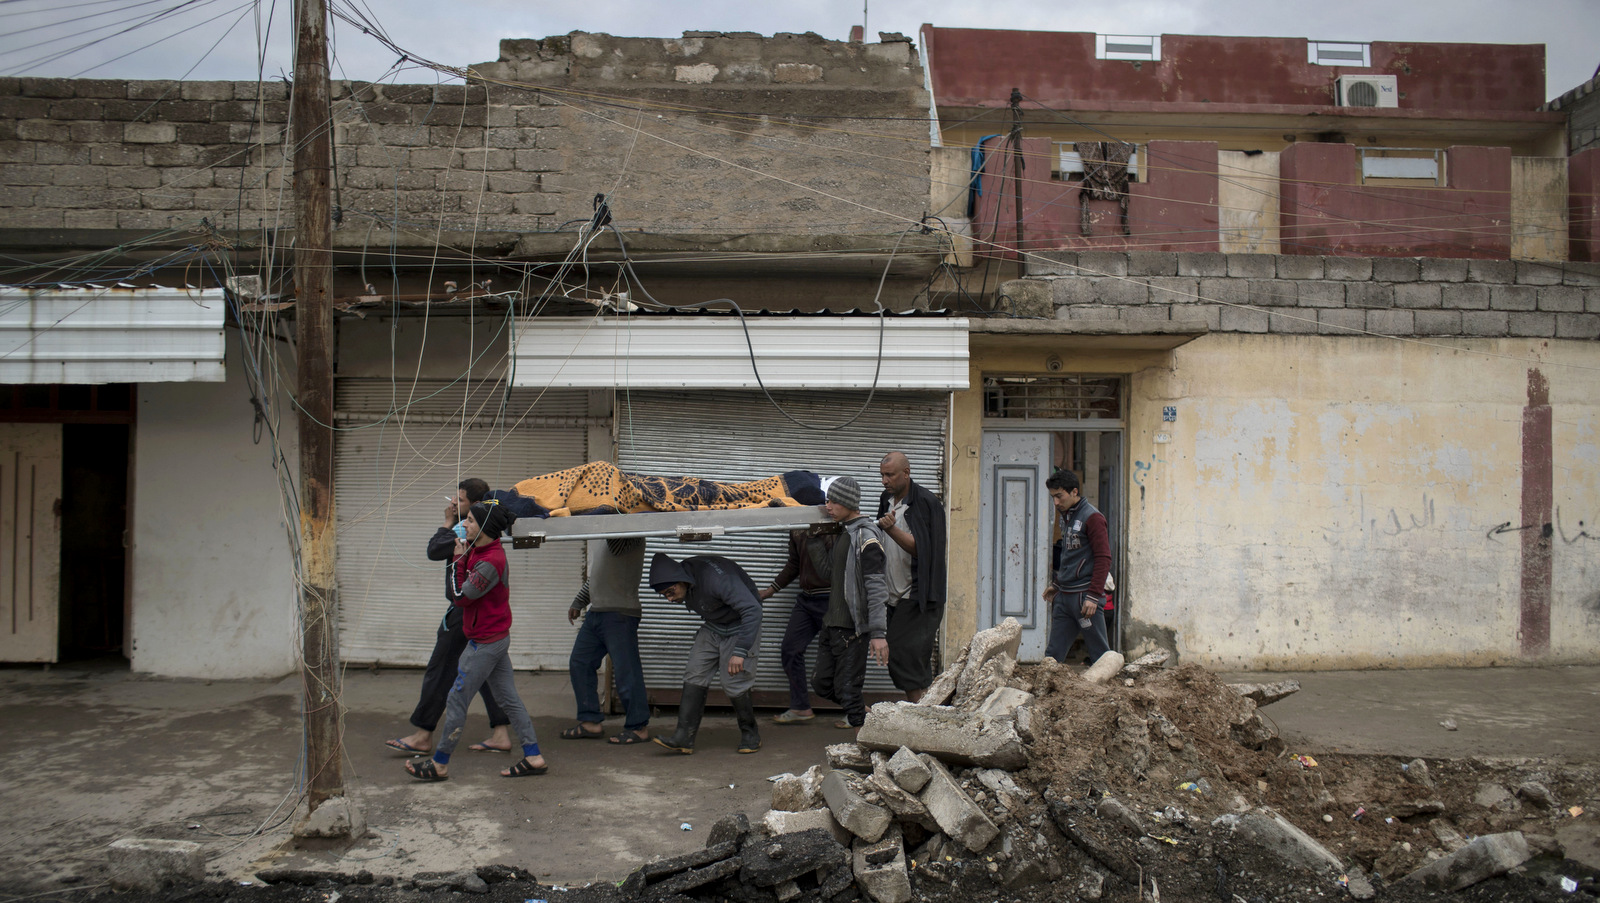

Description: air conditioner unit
[1336,75,1398,108]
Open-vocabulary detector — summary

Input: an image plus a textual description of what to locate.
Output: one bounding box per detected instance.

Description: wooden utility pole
[291,0,342,810]
[1008,88,1027,276]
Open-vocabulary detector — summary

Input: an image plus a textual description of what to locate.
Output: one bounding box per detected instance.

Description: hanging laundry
[1075,141,1135,237]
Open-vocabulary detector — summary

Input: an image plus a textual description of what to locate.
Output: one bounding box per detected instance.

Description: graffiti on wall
[1487,508,1599,545]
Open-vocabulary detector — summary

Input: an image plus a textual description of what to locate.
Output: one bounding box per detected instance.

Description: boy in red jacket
[405,502,547,781]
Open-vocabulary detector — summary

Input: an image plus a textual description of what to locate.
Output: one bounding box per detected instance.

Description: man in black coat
[875,451,948,702]
[648,552,764,755]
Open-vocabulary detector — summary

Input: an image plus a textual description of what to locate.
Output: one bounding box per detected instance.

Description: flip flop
[405,758,448,782]
[385,738,432,755]
[559,725,605,740]
[468,741,511,753]
[502,758,549,778]
[608,729,648,745]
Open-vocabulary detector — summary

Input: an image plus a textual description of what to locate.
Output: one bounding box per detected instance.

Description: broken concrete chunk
[1388,800,1445,818]
[1082,651,1125,684]
[1229,706,1280,751]
[887,746,930,793]
[1515,781,1555,808]
[973,768,1033,811]
[918,755,999,852]
[1400,831,1531,891]
[918,648,968,706]
[826,742,874,773]
[1014,705,1035,743]
[774,879,801,903]
[761,808,851,846]
[1226,679,1302,707]
[1228,808,1343,875]
[414,871,489,893]
[738,828,848,888]
[1094,795,1146,836]
[975,686,1034,720]
[771,765,827,811]
[1120,650,1170,675]
[1428,818,1467,852]
[707,812,751,849]
[852,824,911,903]
[1345,867,1376,900]
[108,838,205,893]
[1472,782,1518,811]
[997,822,1059,889]
[822,770,892,842]
[1403,758,1434,788]
[857,701,1027,769]
[954,618,1021,703]
[954,652,1016,710]
[641,856,741,898]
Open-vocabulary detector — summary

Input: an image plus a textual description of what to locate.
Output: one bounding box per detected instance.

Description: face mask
[452,522,468,540]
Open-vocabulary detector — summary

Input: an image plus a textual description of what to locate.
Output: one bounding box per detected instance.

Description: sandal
[502,757,549,778]
[608,729,648,745]
[559,725,605,740]
[404,758,448,782]
[385,738,432,754]
[468,741,511,753]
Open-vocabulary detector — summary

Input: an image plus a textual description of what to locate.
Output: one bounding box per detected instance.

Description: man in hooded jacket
[648,552,764,754]
[876,451,947,702]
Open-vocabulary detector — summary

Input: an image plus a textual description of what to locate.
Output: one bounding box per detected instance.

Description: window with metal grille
[1308,41,1371,67]
[983,374,1122,421]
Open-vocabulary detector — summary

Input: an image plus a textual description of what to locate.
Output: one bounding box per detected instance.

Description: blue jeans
[435,635,539,762]
[1045,591,1112,664]
[779,591,830,711]
[570,610,650,732]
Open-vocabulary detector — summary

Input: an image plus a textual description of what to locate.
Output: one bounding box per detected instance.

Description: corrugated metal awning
[511,315,970,390]
[0,287,226,383]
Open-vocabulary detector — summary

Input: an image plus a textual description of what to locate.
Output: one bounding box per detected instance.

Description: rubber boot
[731,691,761,754]
[652,684,707,754]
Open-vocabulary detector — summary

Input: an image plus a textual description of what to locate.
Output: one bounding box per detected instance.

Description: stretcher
[503,503,836,550]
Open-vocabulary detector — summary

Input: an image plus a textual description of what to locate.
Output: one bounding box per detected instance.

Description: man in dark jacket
[385,477,511,756]
[876,451,947,702]
[1041,469,1113,664]
[649,552,764,755]
[812,477,890,730]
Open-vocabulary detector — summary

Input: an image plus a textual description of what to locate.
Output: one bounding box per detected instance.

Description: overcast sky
[2,0,1596,101]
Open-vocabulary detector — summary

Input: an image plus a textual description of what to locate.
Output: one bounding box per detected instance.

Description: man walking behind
[564,537,650,744]
[875,451,947,702]
[1041,469,1113,665]
[811,477,890,730]
[759,526,836,725]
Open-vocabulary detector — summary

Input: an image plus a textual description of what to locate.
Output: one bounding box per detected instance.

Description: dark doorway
[58,423,129,663]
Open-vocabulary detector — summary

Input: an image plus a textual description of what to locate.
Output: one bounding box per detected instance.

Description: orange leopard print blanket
[512,462,822,517]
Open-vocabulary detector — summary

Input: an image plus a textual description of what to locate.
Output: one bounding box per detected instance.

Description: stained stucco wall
[130,331,298,677]
[1123,334,1600,669]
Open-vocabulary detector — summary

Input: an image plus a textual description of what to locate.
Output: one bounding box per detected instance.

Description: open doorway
[59,424,129,663]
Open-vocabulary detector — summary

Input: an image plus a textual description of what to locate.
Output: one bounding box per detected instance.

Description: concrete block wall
[1008,250,1600,340]
[0,32,930,238]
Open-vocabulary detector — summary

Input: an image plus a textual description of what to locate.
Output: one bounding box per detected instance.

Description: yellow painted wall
[1511,157,1569,262]
[948,333,1600,671]
[1218,151,1280,254]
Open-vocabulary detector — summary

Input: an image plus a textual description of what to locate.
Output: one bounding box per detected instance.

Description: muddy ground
[39,658,1600,903]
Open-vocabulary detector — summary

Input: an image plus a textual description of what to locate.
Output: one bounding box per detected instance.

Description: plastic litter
[1177,782,1201,793]
[527,899,548,903]
[1385,817,1394,824]
[1570,806,1585,818]
[1291,755,1319,768]
[680,822,692,831]
[1149,835,1179,845]
[1337,875,1349,888]
[1440,718,1458,731]
[1561,877,1579,892]
[1351,807,1366,821]
[1323,814,1333,823]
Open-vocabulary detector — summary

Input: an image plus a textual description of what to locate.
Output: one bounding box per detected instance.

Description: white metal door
[978,430,1051,660]
[1,423,61,663]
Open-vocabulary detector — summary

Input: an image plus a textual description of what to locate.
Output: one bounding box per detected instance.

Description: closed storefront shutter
[616,388,947,699]
[334,379,598,669]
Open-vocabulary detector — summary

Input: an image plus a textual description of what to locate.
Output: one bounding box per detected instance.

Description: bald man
[875,451,947,702]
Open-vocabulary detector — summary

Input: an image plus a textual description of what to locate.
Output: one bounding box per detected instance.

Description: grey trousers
[682,626,758,696]
[436,635,540,760]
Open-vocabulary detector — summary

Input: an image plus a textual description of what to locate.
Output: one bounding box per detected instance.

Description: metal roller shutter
[616,388,948,699]
[334,379,597,669]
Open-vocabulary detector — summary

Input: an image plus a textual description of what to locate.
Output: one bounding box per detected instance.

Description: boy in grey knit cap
[811,476,891,729]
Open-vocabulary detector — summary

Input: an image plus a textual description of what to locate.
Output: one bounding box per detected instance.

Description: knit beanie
[826,476,862,512]
[468,501,516,540]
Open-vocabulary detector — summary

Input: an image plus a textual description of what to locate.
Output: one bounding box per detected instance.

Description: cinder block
[1029,251,1080,277]
[1442,283,1490,310]
[1051,277,1098,307]
[1372,258,1420,282]
[1366,310,1415,336]
[1297,282,1345,308]
[18,120,69,142]
[1414,310,1463,335]
[1537,286,1584,312]
[1461,311,1510,336]
[1419,258,1469,282]
[20,77,74,98]
[1197,277,1248,307]
[1146,276,1200,303]
[1562,263,1600,287]
[1393,284,1442,309]
[1220,306,1269,333]
[1490,285,1538,311]
[822,771,891,842]
[1324,257,1372,281]
[1508,312,1556,337]
[1247,280,1297,307]
[761,808,851,846]
[1318,309,1366,335]
[124,121,176,144]
[918,755,999,852]
[1092,277,1148,306]
[1077,251,1129,277]
[1468,259,1516,283]
[887,747,931,793]
[1120,304,1171,322]
[73,79,126,99]
[1275,255,1324,280]
[1226,253,1276,278]
[1127,251,1177,276]
[853,825,911,903]
[1589,288,1600,313]
[1345,283,1394,309]
[1268,311,1318,334]
[1183,304,1222,331]
[513,149,562,171]
[1515,261,1563,285]
[1556,314,1600,339]
[1176,251,1227,277]
[108,838,204,892]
